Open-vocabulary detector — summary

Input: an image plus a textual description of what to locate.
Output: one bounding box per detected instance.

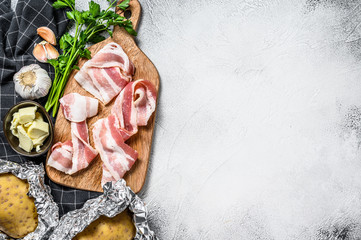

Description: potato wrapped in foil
[49,180,156,240]
[0,160,58,240]
[0,173,38,238]
[73,211,135,240]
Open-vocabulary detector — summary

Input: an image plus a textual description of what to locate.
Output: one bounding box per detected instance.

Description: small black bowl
[3,100,54,157]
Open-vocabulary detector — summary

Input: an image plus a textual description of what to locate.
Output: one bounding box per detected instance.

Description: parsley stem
[50,48,80,117]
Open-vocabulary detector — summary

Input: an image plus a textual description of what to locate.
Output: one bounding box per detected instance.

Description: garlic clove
[33,42,47,63]
[44,43,59,60]
[37,27,56,46]
[33,41,59,62]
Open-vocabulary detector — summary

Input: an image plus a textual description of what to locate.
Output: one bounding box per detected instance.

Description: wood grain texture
[45,0,159,193]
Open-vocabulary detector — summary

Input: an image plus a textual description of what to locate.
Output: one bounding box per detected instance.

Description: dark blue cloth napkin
[0,0,101,216]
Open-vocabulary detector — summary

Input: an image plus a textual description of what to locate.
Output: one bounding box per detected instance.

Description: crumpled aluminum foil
[0,159,59,240]
[49,179,157,240]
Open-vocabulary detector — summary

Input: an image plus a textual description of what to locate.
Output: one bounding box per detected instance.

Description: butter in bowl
[3,101,54,157]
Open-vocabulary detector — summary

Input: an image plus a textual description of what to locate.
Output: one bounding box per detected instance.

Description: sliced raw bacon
[74,42,135,104]
[69,121,98,174]
[92,114,138,185]
[47,141,73,174]
[48,122,98,175]
[48,94,98,175]
[80,42,134,77]
[60,93,98,122]
[112,79,157,140]
[92,79,157,185]
[101,164,117,186]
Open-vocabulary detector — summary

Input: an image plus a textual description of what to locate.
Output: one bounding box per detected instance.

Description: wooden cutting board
[46,0,159,193]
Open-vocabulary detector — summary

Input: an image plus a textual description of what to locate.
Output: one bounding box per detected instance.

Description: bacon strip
[69,121,98,174]
[60,93,98,122]
[112,79,157,140]
[74,42,135,104]
[47,141,73,174]
[92,114,138,185]
[48,94,98,175]
[101,164,117,186]
[92,79,157,186]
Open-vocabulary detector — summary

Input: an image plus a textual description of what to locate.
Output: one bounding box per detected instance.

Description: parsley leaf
[79,49,91,59]
[88,34,106,43]
[72,65,80,70]
[66,11,75,20]
[117,0,130,11]
[89,1,100,17]
[52,1,69,9]
[47,59,58,67]
[74,10,84,24]
[59,32,74,51]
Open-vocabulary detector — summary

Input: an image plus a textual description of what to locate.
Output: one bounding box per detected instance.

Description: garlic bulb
[13,64,52,100]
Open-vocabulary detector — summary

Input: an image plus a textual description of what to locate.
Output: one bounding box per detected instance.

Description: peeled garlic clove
[13,64,52,100]
[33,42,47,63]
[37,26,56,45]
[44,43,59,60]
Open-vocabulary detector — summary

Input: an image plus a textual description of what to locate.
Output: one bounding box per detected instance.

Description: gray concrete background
[133,1,361,239]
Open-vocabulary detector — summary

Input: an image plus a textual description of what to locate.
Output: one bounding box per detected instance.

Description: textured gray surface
[135,0,361,239]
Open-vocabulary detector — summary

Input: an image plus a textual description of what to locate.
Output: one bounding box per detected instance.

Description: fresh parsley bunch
[45,0,136,116]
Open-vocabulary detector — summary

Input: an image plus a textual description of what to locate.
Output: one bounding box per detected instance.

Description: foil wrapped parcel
[49,179,157,240]
[0,159,59,240]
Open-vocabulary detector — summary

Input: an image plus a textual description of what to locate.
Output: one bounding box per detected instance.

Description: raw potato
[0,173,38,238]
[73,211,135,240]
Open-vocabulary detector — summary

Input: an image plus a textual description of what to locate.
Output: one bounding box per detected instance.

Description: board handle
[116,0,141,31]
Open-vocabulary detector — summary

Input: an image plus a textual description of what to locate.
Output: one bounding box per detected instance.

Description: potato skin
[73,211,135,240]
[0,173,38,238]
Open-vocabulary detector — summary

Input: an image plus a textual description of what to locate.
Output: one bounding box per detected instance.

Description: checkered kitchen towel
[0,0,101,216]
